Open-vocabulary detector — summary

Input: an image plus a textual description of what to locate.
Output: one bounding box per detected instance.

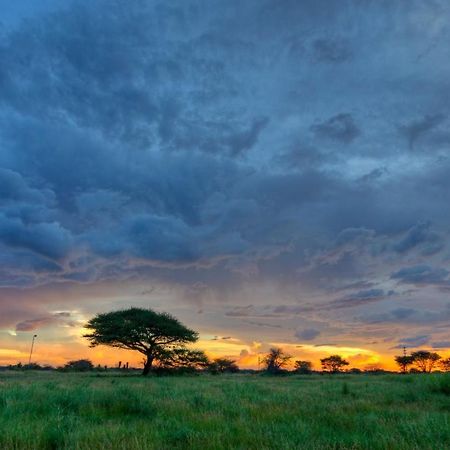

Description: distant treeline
[15,307,450,376]
[4,347,450,375]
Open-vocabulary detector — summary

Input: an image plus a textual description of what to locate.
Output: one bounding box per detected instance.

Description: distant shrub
[294,360,313,374]
[364,368,389,375]
[209,358,239,374]
[22,363,43,370]
[63,359,94,372]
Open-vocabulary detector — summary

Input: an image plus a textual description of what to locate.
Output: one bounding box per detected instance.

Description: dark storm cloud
[0,0,449,350]
[394,335,431,349]
[330,289,396,309]
[392,222,444,255]
[399,114,446,150]
[0,168,48,204]
[357,306,450,326]
[0,215,72,260]
[311,38,353,63]
[391,265,449,286]
[358,167,388,184]
[311,113,360,144]
[276,144,325,170]
[295,328,321,341]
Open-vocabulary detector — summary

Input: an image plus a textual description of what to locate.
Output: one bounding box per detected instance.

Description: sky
[0,0,449,370]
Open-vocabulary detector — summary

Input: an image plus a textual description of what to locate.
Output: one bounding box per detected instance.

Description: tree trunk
[142,356,153,376]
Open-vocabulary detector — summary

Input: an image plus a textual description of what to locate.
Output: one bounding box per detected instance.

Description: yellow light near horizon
[0,349,25,357]
[1,333,448,371]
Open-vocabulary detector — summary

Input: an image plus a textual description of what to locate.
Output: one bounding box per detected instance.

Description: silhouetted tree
[83,308,198,375]
[157,348,210,371]
[209,358,239,374]
[440,357,450,372]
[263,348,292,373]
[320,355,349,373]
[410,351,441,373]
[294,360,312,374]
[395,355,415,374]
[64,359,94,371]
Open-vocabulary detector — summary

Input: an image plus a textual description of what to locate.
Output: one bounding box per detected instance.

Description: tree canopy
[83,308,198,375]
[410,351,441,373]
[294,360,313,374]
[395,355,414,374]
[320,355,349,373]
[156,348,210,372]
[441,357,450,372]
[263,348,292,373]
[209,358,239,374]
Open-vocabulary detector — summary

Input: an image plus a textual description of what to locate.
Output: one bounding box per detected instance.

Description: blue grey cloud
[392,222,443,255]
[394,335,431,349]
[311,113,360,144]
[295,328,321,341]
[431,341,450,349]
[329,289,396,309]
[399,114,446,150]
[0,0,449,352]
[391,265,449,286]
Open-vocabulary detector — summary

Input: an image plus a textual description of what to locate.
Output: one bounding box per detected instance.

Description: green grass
[0,372,449,449]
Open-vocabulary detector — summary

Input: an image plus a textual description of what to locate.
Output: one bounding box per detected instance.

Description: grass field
[0,371,449,449]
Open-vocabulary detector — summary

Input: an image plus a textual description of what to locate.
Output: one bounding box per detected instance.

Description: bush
[22,363,43,370]
[209,358,239,374]
[294,360,312,374]
[63,359,94,372]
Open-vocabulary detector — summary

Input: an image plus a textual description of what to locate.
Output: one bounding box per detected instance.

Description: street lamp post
[28,334,37,365]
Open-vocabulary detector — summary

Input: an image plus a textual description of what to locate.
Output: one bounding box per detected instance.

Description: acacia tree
[294,360,313,374]
[440,357,450,372]
[320,355,349,373]
[410,351,441,373]
[83,308,198,375]
[157,348,210,371]
[209,358,240,374]
[263,348,292,373]
[395,355,414,374]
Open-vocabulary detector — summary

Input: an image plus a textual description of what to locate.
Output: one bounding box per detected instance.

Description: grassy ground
[0,371,449,449]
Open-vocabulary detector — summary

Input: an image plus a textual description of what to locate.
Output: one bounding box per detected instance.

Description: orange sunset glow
[0,0,449,375]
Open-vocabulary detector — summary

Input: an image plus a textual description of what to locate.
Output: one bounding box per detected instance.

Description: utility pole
[28,334,37,365]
